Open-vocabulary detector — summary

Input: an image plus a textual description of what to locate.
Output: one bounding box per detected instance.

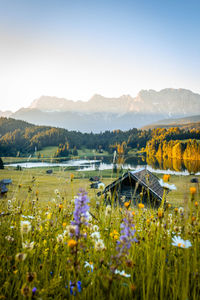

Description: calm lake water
[6,156,200,175]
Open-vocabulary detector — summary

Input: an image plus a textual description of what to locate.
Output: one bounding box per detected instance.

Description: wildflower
[95,239,106,251]
[124,201,130,209]
[158,209,164,219]
[174,208,178,213]
[71,190,90,238]
[21,285,31,297]
[92,225,99,231]
[172,236,192,248]
[70,173,74,181]
[190,187,197,195]
[195,201,198,208]
[84,261,94,272]
[64,225,77,237]
[114,269,131,277]
[69,281,81,295]
[159,179,176,190]
[110,230,120,240]
[132,211,135,216]
[22,241,34,251]
[68,239,77,248]
[138,203,144,209]
[5,235,14,242]
[63,222,67,227]
[32,287,37,295]
[15,253,27,261]
[91,231,101,240]
[105,205,112,216]
[116,212,138,256]
[98,182,105,189]
[178,207,184,214]
[59,204,63,209]
[20,220,31,234]
[47,213,52,220]
[54,189,60,195]
[163,174,170,182]
[57,234,64,243]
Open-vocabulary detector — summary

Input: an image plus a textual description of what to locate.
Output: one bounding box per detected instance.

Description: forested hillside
[1,118,199,159]
[145,128,200,160]
[0,118,150,156]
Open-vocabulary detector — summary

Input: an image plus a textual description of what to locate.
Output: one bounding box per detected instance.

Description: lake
[6,155,200,175]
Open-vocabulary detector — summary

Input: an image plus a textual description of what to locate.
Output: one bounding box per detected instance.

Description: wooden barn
[100,168,165,208]
[0,179,12,198]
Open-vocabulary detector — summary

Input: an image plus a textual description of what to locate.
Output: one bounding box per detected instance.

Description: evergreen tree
[0,157,4,169]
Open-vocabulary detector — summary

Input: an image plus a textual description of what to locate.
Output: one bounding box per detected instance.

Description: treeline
[0,118,151,156]
[146,128,200,160]
[1,118,199,159]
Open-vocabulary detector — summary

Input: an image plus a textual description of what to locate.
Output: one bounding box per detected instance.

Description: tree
[0,157,4,169]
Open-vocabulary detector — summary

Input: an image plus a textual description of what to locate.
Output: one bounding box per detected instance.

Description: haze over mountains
[1,88,200,132]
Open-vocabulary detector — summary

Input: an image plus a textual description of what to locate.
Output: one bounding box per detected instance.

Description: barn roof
[101,168,164,201]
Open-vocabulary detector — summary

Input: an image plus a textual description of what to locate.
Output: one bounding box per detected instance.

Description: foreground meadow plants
[0,174,200,300]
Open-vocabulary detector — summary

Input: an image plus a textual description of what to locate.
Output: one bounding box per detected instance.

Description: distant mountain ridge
[28,88,200,115]
[2,88,200,132]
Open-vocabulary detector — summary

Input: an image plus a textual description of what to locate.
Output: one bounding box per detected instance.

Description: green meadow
[0,167,200,299]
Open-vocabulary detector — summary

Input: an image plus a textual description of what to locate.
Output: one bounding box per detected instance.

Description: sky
[0,0,200,111]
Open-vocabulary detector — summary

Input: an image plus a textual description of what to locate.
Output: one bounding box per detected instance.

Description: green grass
[36,146,58,158]
[0,168,200,299]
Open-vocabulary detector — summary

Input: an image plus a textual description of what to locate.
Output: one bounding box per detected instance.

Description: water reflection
[6,155,200,174]
[146,156,200,174]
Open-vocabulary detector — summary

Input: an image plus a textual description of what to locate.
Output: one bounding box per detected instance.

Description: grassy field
[1,167,199,207]
[0,167,199,299]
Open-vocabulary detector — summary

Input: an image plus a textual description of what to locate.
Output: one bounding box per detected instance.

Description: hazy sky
[0,0,200,111]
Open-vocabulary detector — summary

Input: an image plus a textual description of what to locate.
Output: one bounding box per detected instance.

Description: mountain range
[1,88,200,132]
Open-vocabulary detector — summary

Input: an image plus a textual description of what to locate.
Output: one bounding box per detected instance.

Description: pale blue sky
[0,0,200,111]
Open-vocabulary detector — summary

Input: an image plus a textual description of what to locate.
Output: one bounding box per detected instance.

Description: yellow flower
[190,187,197,195]
[138,203,144,209]
[35,190,39,196]
[158,209,164,218]
[195,201,198,208]
[132,211,135,216]
[163,174,170,182]
[59,204,63,209]
[68,239,77,248]
[70,174,74,181]
[124,201,130,209]
[174,207,178,213]
[146,219,150,224]
[167,203,171,208]
[62,222,67,227]
[47,213,52,220]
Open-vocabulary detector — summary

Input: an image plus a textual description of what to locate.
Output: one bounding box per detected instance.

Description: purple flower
[32,287,37,295]
[71,190,90,238]
[69,281,82,295]
[116,211,138,255]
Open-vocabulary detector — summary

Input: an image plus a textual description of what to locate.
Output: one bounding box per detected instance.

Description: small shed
[0,179,12,197]
[99,168,166,208]
[46,169,53,174]
[89,176,100,182]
